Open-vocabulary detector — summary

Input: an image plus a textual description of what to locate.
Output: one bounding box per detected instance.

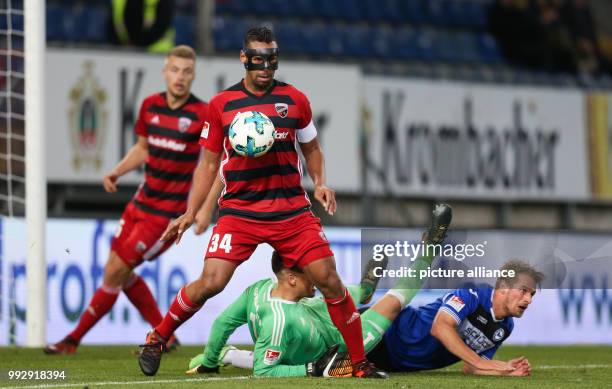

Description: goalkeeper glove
[306,344,353,377]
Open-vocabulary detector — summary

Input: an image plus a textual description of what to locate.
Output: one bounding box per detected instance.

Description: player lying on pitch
[188,211,541,377]
[186,205,460,377]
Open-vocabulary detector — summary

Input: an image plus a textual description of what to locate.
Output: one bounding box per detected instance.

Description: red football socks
[155,287,201,340]
[123,275,163,327]
[325,288,366,364]
[69,284,120,342]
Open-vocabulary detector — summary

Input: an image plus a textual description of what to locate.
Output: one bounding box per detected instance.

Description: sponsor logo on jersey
[274,131,289,140]
[135,241,147,253]
[493,328,505,341]
[68,61,108,172]
[275,103,288,118]
[151,115,160,124]
[448,295,466,312]
[179,117,192,132]
[148,136,187,152]
[200,121,210,139]
[459,320,495,353]
[264,349,281,365]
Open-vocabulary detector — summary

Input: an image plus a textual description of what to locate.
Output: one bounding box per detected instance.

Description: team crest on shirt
[178,117,192,132]
[264,349,281,365]
[275,103,288,118]
[493,328,505,341]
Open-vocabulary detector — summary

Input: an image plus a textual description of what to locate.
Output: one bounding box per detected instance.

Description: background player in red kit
[138,27,387,379]
[44,45,210,354]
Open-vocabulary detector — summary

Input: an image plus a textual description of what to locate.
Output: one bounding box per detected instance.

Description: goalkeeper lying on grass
[189,205,539,377]
[187,205,451,377]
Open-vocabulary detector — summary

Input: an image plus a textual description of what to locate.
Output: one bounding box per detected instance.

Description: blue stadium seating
[82,7,108,43]
[43,0,504,68]
[174,14,196,47]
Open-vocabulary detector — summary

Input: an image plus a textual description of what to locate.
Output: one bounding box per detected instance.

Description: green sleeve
[252,317,307,377]
[201,288,249,368]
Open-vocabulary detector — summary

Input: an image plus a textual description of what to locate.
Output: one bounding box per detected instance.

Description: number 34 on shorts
[208,233,233,253]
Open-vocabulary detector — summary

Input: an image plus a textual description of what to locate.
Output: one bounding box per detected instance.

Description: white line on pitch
[1,375,252,389]
[537,364,612,370]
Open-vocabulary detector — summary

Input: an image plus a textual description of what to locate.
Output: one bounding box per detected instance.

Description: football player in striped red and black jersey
[138,27,387,379]
[44,45,210,355]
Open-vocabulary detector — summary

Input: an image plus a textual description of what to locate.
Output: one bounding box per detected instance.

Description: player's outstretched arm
[299,138,336,215]
[431,311,515,374]
[194,175,224,235]
[196,287,250,370]
[103,136,148,193]
[161,149,221,243]
[463,357,531,377]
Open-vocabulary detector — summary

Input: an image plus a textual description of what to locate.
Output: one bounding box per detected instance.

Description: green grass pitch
[0,345,610,388]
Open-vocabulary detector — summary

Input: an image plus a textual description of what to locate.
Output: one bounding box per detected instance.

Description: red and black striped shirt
[132,92,209,219]
[202,80,317,221]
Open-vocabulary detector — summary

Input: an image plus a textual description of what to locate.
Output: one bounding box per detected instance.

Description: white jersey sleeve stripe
[439,306,462,324]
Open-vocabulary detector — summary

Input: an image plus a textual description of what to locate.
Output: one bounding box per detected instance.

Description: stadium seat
[300,24,327,56]
[381,0,406,24]
[82,7,108,43]
[343,25,372,58]
[446,0,470,28]
[339,0,365,22]
[46,5,66,41]
[60,7,82,42]
[312,0,339,20]
[403,0,428,25]
[362,0,384,22]
[394,27,419,60]
[293,0,317,18]
[325,24,347,56]
[274,22,303,54]
[213,16,246,51]
[216,0,249,15]
[477,33,503,63]
[426,0,452,27]
[465,0,491,30]
[174,14,196,47]
[414,28,437,61]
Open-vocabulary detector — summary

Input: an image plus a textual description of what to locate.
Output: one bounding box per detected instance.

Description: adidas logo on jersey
[151,115,160,124]
[346,312,360,325]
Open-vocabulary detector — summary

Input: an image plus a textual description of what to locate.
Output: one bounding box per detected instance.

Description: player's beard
[250,71,274,91]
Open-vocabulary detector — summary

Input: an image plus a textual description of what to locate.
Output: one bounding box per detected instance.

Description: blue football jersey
[383,287,514,371]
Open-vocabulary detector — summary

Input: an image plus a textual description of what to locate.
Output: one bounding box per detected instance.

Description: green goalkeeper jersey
[202,278,345,377]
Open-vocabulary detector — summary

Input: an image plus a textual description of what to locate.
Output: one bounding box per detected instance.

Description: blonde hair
[495,259,545,288]
[166,45,196,61]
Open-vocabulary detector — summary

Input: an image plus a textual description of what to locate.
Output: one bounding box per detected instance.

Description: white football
[228,111,276,157]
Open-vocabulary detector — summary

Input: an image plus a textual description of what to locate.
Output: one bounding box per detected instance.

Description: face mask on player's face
[242,47,279,71]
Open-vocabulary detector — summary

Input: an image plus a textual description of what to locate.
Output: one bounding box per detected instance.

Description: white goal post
[24,0,46,347]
